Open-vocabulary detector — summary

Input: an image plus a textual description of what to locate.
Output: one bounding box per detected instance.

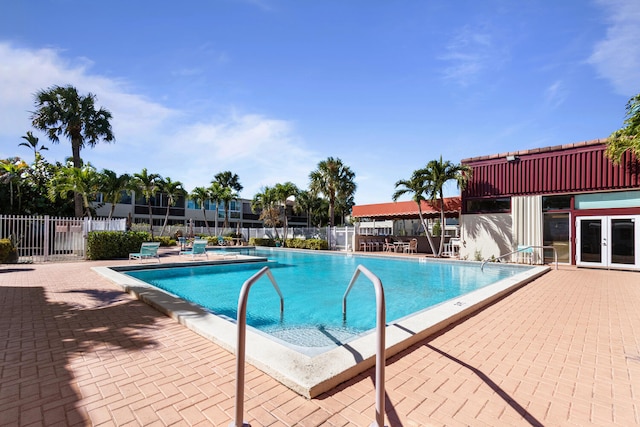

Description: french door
[576,215,640,269]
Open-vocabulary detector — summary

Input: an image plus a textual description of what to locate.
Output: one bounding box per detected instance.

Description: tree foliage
[393,157,471,257]
[606,93,640,164]
[309,157,357,227]
[31,85,114,216]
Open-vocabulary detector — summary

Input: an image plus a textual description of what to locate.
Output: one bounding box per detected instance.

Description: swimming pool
[126,249,524,349]
[95,249,549,397]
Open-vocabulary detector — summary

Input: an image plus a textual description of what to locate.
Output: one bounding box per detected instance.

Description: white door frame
[576,215,640,269]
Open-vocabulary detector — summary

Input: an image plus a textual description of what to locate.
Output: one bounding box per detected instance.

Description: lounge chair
[180,239,209,259]
[129,242,161,263]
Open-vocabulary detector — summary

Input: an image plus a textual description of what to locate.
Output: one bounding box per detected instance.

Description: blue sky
[1,0,638,205]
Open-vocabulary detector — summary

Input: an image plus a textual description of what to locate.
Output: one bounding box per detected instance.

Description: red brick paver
[1,257,639,426]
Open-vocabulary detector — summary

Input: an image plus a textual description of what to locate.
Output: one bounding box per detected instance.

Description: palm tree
[218,185,238,230]
[309,157,357,227]
[0,158,29,213]
[393,167,439,255]
[273,182,299,245]
[208,181,224,235]
[48,164,102,218]
[190,186,212,236]
[424,156,472,256]
[157,177,186,237]
[252,186,281,237]
[131,168,161,236]
[31,85,114,217]
[605,93,640,163]
[99,169,131,220]
[213,171,243,231]
[19,131,48,160]
[294,190,317,227]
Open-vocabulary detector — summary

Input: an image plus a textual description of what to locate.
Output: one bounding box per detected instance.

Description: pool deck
[1,248,639,426]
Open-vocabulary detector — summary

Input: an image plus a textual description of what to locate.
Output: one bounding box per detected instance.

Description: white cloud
[544,80,567,109]
[439,25,503,87]
[0,41,319,200]
[589,0,640,95]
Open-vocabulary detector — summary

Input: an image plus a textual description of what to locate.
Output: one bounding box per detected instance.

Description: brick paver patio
[1,252,639,426]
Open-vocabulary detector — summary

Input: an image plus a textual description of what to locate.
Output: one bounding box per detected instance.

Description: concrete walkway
[1,253,639,426]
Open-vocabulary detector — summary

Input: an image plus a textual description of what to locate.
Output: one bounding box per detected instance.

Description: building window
[542,195,571,211]
[465,197,511,213]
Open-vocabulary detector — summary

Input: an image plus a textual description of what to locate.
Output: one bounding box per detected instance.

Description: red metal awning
[352,197,461,219]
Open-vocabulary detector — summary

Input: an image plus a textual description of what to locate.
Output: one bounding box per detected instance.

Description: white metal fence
[131,224,357,251]
[0,215,126,262]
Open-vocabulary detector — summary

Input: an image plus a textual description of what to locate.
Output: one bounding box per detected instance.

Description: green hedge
[249,237,277,247]
[0,238,17,263]
[153,236,176,247]
[248,237,328,250]
[87,231,152,260]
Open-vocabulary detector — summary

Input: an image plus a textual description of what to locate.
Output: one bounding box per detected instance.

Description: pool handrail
[481,245,558,271]
[230,266,284,427]
[342,265,388,427]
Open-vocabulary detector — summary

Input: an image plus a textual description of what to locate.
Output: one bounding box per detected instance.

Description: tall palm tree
[99,169,131,220]
[0,158,29,214]
[393,167,439,255]
[217,185,238,230]
[273,182,299,245]
[131,168,161,236]
[31,85,114,217]
[309,157,357,227]
[190,186,212,236]
[19,131,48,160]
[208,181,224,235]
[48,164,102,218]
[157,177,185,237]
[424,156,472,256]
[213,171,243,230]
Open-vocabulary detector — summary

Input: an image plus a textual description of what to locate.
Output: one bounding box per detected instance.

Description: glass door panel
[611,219,635,265]
[579,218,602,264]
[543,213,570,263]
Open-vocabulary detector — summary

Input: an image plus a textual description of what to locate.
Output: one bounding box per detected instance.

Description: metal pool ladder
[229,266,284,427]
[343,265,388,427]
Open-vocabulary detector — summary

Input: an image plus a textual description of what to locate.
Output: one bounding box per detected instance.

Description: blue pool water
[126,249,528,348]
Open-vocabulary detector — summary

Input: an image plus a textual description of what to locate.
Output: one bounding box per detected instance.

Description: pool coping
[93,255,549,398]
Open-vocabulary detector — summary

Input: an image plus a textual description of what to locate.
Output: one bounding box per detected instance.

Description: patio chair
[129,242,161,263]
[404,238,418,254]
[384,238,395,252]
[180,239,209,259]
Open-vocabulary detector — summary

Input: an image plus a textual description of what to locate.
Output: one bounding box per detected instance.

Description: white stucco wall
[459,213,513,261]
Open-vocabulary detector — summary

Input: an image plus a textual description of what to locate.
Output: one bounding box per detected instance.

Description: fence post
[43,215,50,262]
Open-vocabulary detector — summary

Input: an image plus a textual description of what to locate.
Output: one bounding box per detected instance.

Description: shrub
[0,238,17,263]
[302,239,329,250]
[87,231,152,260]
[248,237,328,250]
[153,236,176,247]
[249,237,276,247]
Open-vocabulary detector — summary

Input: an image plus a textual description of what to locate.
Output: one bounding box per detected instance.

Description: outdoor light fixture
[506,155,518,162]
